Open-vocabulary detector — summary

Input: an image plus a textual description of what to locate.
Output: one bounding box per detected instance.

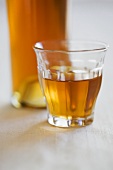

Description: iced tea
[42,72,102,119]
[6,0,67,107]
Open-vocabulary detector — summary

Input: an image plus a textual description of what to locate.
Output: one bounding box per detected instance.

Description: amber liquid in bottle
[6,0,67,108]
[42,75,102,118]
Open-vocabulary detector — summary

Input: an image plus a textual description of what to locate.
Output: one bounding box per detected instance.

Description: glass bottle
[6,0,67,108]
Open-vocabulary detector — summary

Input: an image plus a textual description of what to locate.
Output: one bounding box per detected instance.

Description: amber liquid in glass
[6,0,66,108]
[42,75,102,118]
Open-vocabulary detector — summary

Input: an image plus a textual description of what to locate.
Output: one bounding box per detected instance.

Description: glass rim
[34,40,109,53]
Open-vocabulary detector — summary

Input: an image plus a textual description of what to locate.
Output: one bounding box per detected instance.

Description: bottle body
[6,0,67,108]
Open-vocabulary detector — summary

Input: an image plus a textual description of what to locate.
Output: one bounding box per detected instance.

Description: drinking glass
[34,40,108,127]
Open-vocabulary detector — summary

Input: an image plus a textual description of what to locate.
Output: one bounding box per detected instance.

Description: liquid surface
[42,75,102,118]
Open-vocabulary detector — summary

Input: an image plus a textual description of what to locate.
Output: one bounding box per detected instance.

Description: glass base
[11,76,46,108]
[48,113,94,127]
[11,92,46,108]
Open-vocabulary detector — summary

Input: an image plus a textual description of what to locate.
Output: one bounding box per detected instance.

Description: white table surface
[0,0,113,170]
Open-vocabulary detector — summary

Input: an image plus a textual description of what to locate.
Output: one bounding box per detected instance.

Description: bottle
[6,0,67,108]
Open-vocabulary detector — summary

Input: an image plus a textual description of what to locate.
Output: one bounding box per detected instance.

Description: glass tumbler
[34,40,108,127]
